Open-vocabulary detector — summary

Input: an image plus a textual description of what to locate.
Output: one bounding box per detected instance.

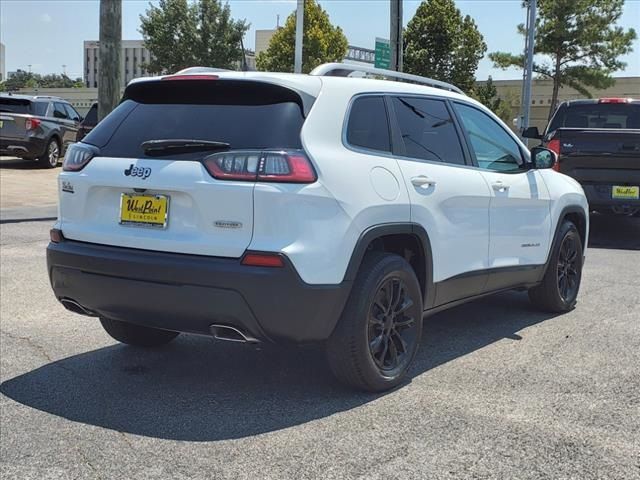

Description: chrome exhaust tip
[210,324,259,343]
[60,298,97,317]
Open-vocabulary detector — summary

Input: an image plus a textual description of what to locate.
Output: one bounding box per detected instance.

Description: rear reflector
[203,150,317,184]
[162,75,219,81]
[50,228,64,243]
[598,98,631,104]
[241,252,284,268]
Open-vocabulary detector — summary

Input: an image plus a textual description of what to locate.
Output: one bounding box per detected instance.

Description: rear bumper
[581,184,640,209]
[47,239,351,343]
[0,137,46,158]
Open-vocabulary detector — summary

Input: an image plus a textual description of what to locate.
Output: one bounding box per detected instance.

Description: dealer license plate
[119,193,169,228]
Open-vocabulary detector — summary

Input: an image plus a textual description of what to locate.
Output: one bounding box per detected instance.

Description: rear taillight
[203,150,317,184]
[63,143,99,172]
[547,139,561,171]
[25,118,41,130]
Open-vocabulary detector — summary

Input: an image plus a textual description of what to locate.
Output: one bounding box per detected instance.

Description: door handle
[491,181,510,192]
[411,175,436,187]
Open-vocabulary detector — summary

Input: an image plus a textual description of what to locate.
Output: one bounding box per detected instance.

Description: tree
[490,0,636,118]
[256,0,348,74]
[140,0,249,74]
[1,70,83,91]
[403,0,486,92]
[473,76,514,125]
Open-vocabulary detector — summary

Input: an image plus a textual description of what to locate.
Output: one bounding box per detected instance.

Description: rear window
[548,103,640,132]
[0,98,32,114]
[82,80,308,158]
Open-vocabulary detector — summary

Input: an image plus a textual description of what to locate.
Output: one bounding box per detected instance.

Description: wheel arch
[343,223,435,308]
[541,205,587,279]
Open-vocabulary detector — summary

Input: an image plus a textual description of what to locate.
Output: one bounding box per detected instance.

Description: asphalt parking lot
[1,157,639,479]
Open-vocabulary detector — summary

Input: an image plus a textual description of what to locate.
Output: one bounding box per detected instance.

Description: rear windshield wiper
[141,139,231,156]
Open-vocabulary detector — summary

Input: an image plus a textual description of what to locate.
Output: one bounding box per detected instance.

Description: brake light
[546,139,561,171]
[598,98,630,104]
[203,150,317,183]
[161,75,219,81]
[241,252,284,268]
[63,143,99,171]
[25,118,41,130]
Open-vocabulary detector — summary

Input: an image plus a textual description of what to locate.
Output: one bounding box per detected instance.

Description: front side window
[346,96,391,153]
[453,103,522,172]
[53,102,69,119]
[63,104,81,121]
[392,96,465,165]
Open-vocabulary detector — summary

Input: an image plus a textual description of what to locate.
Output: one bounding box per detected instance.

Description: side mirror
[530,146,557,169]
[522,126,542,139]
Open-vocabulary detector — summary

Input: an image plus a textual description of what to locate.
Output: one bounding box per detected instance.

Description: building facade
[84,40,152,88]
[483,76,640,133]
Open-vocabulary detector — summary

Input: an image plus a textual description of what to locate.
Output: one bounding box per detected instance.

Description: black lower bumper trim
[47,240,351,343]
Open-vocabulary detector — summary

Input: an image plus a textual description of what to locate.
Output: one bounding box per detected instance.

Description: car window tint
[548,103,640,131]
[84,104,98,124]
[453,103,522,172]
[53,102,68,119]
[32,102,49,116]
[346,96,390,152]
[63,104,81,121]
[392,97,465,165]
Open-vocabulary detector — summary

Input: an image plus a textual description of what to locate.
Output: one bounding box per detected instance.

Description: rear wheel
[38,138,60,168]
[529,220,583,312]
[327,252,423,392]
[99,317,179,347]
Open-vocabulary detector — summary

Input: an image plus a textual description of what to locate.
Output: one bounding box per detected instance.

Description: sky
[0,0,639,81]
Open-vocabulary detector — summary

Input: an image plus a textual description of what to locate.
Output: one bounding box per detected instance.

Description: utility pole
[390,0,403,71]
[294,0,304,73]
[62,65,67,76]
[520,0,537,142]
[98,0,122,121]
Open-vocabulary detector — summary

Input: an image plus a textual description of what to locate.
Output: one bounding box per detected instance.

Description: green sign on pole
[374,37,390,69]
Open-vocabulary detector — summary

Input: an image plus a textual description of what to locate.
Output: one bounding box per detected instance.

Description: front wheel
[327,252,423,392]
[100,317,179,347]
[529,220,583,312]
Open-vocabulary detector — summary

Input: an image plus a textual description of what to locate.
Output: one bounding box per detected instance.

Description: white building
[0,42,6,82]
[84,40,152,88]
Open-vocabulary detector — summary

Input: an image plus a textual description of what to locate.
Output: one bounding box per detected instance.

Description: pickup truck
[524,98,640,216]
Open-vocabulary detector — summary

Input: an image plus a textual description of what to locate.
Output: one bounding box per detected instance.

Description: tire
[529,220,583,313]
[327,252,423,392]
[99,317,179,347]
[38,138,61,169]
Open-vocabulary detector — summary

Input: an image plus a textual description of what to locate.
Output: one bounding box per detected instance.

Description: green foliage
[489,0,636,116]
[404,0,486,92]
[1,70,84,91]
[256,0,348,73]
[472,76,514,125]
[139,0,249,73]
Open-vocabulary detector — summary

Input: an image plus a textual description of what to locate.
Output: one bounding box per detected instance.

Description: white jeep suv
[47,64,589,392]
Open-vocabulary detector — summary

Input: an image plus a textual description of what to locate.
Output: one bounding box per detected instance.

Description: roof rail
[309,63,464,95]
[33,95,64,100]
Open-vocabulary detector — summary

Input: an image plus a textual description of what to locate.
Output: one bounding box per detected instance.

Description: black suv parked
[0,94,83,168]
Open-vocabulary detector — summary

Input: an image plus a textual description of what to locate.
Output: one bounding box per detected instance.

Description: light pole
[520,0,537,142]
[294,0,304,73]
[98,0,122,121]
[390,0,403,72]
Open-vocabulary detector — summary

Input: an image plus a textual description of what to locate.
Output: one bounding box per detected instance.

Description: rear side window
[346,96,391,152]
[391,96,465,165]
[0,98,32,114]
[548,103,640,132]
[83,80,307,158]
[84,104,98,125]
[32,102,49,116]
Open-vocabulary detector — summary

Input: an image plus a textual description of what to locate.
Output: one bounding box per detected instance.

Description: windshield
[548,103,640,132]
[0,98,32,114]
